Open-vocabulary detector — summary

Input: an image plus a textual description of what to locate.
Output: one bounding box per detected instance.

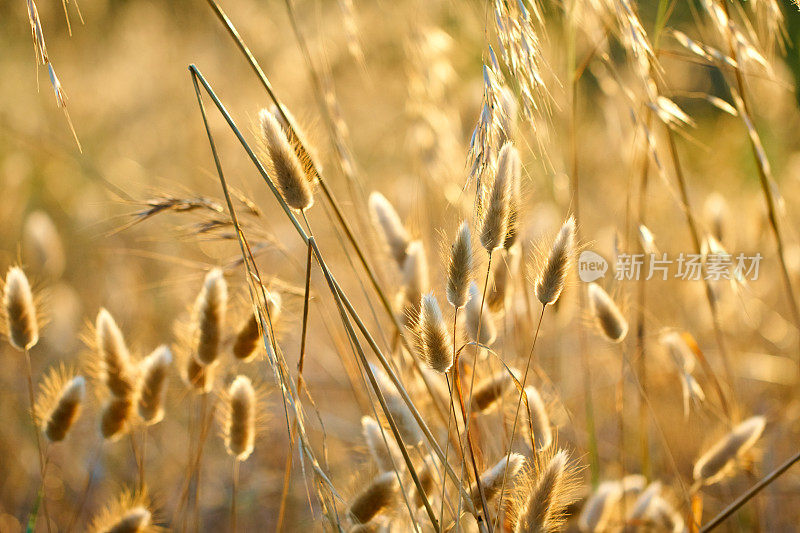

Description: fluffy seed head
[89,490,152,533]
[264,105,319,183]
[512,450,579,533]
[347,472,399,525]
[100,396,133,441]
[587,283,628,342]
[524,386,553,452]
[225,375,256,461]
[136,345,172,425]
[399,241,429,328]
[535,217,575,306]
[260,111,314,211]
[369,192,410,267]
[232,293,281,361]
[361,416,402,472]
[693,416,766,486]
[183,356,216,394]
[35,367,85,442]
[447,221,473,308]
[470,453,525,507]
[480,143,515,252]
[96,308,135,398]
[3,266,39,351]
[418,293,453,373]
[23,210,65,278]
[192,269,227,365]
[465,281,497,346]
[473,369,517,412]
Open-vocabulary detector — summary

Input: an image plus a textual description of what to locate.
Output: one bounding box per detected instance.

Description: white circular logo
[578,251,608,282]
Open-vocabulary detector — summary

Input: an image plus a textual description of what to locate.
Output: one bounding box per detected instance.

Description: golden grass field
[3,0,800,531]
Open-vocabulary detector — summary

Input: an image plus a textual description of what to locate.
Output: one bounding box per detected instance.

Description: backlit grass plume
[361,415,402,472]
[346,472,399,525]
[480,142,516,252]
[369,192,410,267]
[136,345,172,425]
[192,268,227,366]
[473,369,517,412]
[224,375,256,461]
[35,365,85,442]
[3,266,39,351]
[587,283,628,342]
[418,292,453,373]
[523,385,553,452]
[693,415,766,487]
[232,292,281,362]
[511,450,580,533]
[100,395,134,441]
[470,453,525,507]
[260,110,314,211]
[447,221,473,309]
[88,489,154,533]
[535,217,575,306]
[96,308,135,398]
[399,240,429,328]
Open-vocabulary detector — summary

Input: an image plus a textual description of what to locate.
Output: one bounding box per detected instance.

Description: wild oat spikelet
[693,416,766,487]
[100,396,133,441]
[469,453,525,507]
[361,416,402,472]
[260,111,314,211]
[225,375,256,461]
[523,386,553,452]
[232,293,281,361]
[399,241,429,328]
[447,221,473,309]
[503,147,523,250]
[418,293,453,373]
[3,266,39,351]
[192,269,227,366]
[136,345,172,425]
[480,142,516,252]
[473,369,517,412]
[465,281,497,346]
[512,450,579,533]
[347,472,399,525]
[369,192,410,267]
[535,217,575,306]
[35,366,85,442]
[587,283,628,342]
[89,490,153,533]
[96,308,135,398]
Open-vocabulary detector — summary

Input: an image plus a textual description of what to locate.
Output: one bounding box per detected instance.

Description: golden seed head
[447,221,473,309]
[136,345,172,425]
[36,367,85,443]
[693,416,766,486]
[369,192,410,267]
[260,110,314,211]
[192,268,227,366]
[418,293,453,373]
[226,375,256,461]
[347,472,399,525]
[89,490,152,533]
[3,266,39,351]
[361,416,402,473]
[470,453,525,507]
[96,308,135,398]
[472,369,517,412]
[511,450,580,533]
[100,396,133,441]
[587,283,628,343]
[399,241,429,328]
[232,293,280,362]
[535,217,575,306]
[523,385,553,453]
[480,142,516,252]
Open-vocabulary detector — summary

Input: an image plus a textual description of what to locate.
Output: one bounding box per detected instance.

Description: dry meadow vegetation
[3,0,800,531]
